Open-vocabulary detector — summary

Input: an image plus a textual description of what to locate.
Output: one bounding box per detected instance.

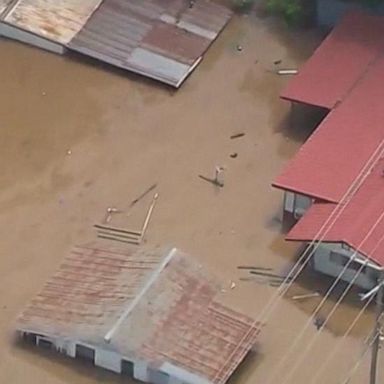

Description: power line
[309,292,376,384]
[338,326,382,384]
[277,228,384,384]
[213,141,384,384]
[265,215,384,384]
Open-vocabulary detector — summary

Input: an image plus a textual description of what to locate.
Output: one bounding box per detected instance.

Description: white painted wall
[65,341,76,358]
[134,361,149,382]
[95,349,122,373]
[284,191,295,212]
[0,22,65,54]
[312,243,380,290]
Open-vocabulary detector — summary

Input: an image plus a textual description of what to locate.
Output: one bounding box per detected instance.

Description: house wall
[316,0,384,28]
[311,242,380,290]
[0,22,65,54]
[283,191,312,228]
[18,332,212,384]
[95,349,122,373]
[133,361,149,382]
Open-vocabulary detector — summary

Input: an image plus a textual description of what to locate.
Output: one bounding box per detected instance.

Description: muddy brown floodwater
[0,11,381,384]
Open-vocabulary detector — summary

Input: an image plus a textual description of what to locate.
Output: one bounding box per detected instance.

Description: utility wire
[265,214,384,384]
[213,142,384,384]
[309,293,376,384]
[277,225,384,384]
[338,327,381,384]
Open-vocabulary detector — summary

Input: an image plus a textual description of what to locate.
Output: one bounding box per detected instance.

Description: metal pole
[370,274,384,384]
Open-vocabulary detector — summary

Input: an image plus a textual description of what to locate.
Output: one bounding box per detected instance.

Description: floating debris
[277,69,298,75]
[230,132,245,139]
[314,316,325,330]
[198,166,225,188]
[230,153,238,159]
[291,292,320,301]
[237,266,273,271]
[96,193,159,244]
[129,183,157,208]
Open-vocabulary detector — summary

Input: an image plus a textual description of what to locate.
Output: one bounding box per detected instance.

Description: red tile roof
[274,56,384,203]
[280,11,384,109]
[286,158,384,266]
[17,243,259,383]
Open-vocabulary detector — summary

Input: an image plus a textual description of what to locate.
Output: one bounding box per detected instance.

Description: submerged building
[273,11,384,290]
[0,0,232,87]
[16,243,259,384]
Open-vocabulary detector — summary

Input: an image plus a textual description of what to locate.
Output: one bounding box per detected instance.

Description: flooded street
[0,11,381,384]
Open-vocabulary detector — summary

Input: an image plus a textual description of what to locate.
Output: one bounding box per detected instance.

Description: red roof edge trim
[271,183,338,204]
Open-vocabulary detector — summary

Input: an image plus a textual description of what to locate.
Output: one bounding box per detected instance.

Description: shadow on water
[227,349,264,384]
[274,103,330,143]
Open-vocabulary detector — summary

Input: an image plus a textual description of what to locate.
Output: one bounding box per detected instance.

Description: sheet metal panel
[4,0,102,44]
[69,0,232,87]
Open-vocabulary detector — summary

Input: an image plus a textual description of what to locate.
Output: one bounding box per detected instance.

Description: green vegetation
[232,0,256,12]
[264,0,384,25]
[265,0,303,25]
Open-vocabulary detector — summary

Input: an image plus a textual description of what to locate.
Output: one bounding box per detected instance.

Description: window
[121,359,134,376]
[22,332,37,345]
[349,260,367,274]
[148,368,170,384]
[293,194,312,218]
[75,344,95,364]
[38,338,53,349]
[330,251,366,273]
[330,251,348,266]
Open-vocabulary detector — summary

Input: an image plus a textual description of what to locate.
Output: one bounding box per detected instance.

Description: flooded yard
[0,10,380,384]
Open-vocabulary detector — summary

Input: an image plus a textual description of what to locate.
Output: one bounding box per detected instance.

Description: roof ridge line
[104,247,177,343]
[1,0,20,20]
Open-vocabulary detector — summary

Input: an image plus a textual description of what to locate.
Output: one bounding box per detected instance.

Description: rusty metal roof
[0,0,13,17]
[3,0,102,44]
[17,243,259,383]
[68,0,232,87]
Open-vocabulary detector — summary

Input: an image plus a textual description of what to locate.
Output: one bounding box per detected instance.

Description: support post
[370,274,384,384]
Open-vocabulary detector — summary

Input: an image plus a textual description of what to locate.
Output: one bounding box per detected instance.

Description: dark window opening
[22,332,37,345]
[121,359,135,376]
[148,368,170,384]
[75,344,95,364]
[38,338,53,349]
[330,251,366,273]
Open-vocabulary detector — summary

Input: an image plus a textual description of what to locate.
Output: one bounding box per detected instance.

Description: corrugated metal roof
[280,11,384,109]
[274,56,384,203]
[3,0,102,44]
[286,159,384,267]
[0,0,13,17]
[17,243,259,383]
[68,0,232,87]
